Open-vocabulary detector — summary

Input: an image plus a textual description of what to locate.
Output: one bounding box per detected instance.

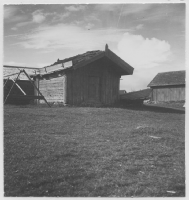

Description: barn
[147,70,185,102]
[33,45,134,106]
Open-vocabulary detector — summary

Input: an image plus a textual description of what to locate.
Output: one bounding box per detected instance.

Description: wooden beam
[4,71,22,104]
[3,65,40,70]
[4,72,20,78]
[4,77,10,87]
[9,95,45,100]
[22,70,51,107]
[9,77,26,95]
[34,77,39,104]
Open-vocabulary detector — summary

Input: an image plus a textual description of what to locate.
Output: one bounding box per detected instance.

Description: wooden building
[33,45,134,106]
[4,66,39,105]
[147,70,185,102]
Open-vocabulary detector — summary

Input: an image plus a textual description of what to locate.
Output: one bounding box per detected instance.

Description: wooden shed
[147,70,185,102]
[33,45,134,106]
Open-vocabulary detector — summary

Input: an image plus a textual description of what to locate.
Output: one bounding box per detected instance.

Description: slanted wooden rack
[4,69,51,107]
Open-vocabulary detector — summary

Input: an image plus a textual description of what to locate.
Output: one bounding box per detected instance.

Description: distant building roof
[119,90,127,95]
[120,89,152,100]
[148,70,185,87]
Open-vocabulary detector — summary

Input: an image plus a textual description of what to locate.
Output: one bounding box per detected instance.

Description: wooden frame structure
[4,69,51,107]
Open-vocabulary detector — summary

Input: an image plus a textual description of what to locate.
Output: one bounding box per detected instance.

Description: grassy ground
[144,101,185,111]
[4,104,185,197]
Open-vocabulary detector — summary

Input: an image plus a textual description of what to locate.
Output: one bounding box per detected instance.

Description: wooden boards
[152,86,185,102]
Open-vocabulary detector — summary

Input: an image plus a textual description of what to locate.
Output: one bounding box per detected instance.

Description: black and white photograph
[3,0,186,197]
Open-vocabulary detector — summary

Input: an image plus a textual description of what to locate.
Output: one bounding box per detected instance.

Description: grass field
[4,104,185,197]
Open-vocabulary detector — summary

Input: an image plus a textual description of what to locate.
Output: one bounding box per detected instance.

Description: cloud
[85,23,94,30]
[114,32,171,69]
[95,4,120,11]
[15,24,171,71]
[32,10,46,23]
[11,10,46,30]
[4,61,26,66]
[122,4,152,16]
[135,24,144,30]
[95,4,152,15]
[16,24,128,51]
[11,21,33,30]
[65,5,86,12]
[36,63,50,68]
[71,14,100,29]
[51,12,70,22]
[4,6,28,23]
[4,6,18,19]
[11,27,18,31]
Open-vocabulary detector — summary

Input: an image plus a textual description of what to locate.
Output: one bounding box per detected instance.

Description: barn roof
[120,89,152,100]
[148,70,185,87]
[37,45,134,77]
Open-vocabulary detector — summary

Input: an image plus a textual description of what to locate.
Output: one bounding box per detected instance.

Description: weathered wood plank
[152,86,185,102]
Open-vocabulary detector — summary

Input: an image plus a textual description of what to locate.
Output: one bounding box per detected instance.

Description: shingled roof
[148,70,185,87]
[51,50,103,66]
[37,45,134,76]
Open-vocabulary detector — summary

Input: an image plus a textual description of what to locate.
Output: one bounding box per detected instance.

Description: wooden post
[34,77,39,104]
[63,75,67,104]
[4,77,10,87]
[22,70,51,107]
[4,71,22,104]
[105,44,108,51]
[9,77,26,95]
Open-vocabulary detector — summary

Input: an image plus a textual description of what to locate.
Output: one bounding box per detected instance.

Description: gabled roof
[120,89,152,100]
[148,70,185,87]
[38,45,134,76]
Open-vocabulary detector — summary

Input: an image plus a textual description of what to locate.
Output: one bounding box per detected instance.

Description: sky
[3,2,186,92]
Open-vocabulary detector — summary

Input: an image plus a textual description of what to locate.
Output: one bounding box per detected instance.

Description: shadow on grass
[115,104,185,114]
[4,102,185,114]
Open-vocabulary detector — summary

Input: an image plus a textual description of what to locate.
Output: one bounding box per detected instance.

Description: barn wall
[67,59,121,106]
[38,75,66,103]
[151,85,185,102]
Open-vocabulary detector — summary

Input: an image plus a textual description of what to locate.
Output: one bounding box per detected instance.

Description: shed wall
[38,75,66,103]
[66,59,120,106]
[151,85,185,102]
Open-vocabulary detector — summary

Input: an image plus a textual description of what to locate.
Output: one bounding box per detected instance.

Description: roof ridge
[148,70,185,87]
[157,70,185,74]
[49,50,103,67]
